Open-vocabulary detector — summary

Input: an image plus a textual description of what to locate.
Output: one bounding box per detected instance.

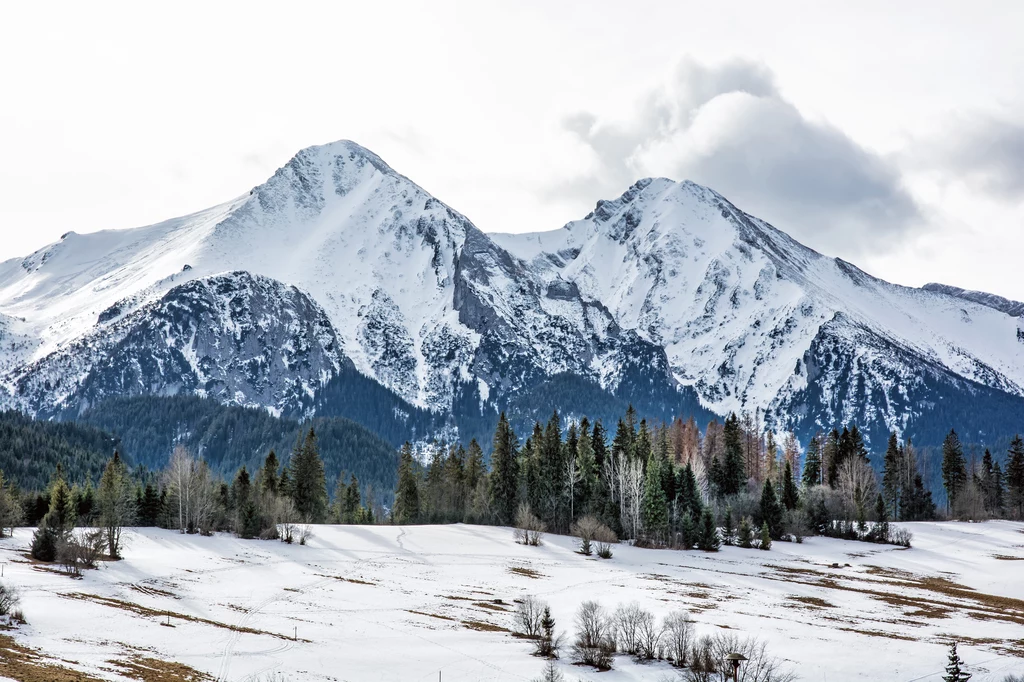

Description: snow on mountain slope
[493,178,1024,436]
[923,282,1024,318]
[0,141,674,418]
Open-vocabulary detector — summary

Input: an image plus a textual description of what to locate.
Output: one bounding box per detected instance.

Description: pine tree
[758,478,784,539]
[1006,435,1024,519]
[641,452,669,543]
[45,463,76,531]
[759,521,772,550]
[721,414,745,496]
[697,508,721,552]
[781,460,799,511]
[394,442,420,524]
[721,505,736,546]
[257,450,280,497]
[342,475,361,524]
[291,428,328,522]
[802,433,823,487]
[873,493,889,543]
[941,430,968,514]
[537,605,558,658]
[824,428,841,488]
[680,511,697,550]
[465,439,485,493]
[576,422,598,517]
[676,464,702,520]
[943,641,971,681]
[737,516,754,549]
[882,432,902,519]
[488,412,519,526]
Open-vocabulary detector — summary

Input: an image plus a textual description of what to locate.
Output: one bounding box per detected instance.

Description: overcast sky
[2,1,1023,298]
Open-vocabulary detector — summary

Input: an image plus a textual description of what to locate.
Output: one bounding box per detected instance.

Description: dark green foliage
[1007,435,1024,518]
[941,430,968,512]
[781,460,799,511]
[290,429,328,522]
[758,478,784,540]
[759,521,772,550]
[872,493,890,543]
[943,641,971,681]
[802,433,823,487]
[488,413,519,526]
[136,483,163,526]
[81,395,398,503]
[679,511,696,549]
[720,414,745,496]
[31,521,58,562]
[697,508,720,552]
[721,505,735,546]
[902,473,937,521]
[737,516,754,548]
[0,410,121,491]
[676,464,702,520]
[641,452,669,543]
[393,443,420,524]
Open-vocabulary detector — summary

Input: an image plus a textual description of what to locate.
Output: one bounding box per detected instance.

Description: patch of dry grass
[508,567,543,579]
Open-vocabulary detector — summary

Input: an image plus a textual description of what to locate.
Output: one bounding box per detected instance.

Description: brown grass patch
[993,555,1024,561]
[508,567,543,579]
[462,620,510,633]
[63,593,297,641]
[129,585,177,599]
[473,602,509,612]
[407,610,455,622]
[787,596,835,609]
[109,656,213,681]
[442,595,475,601]
[0,633,105,681]
[317,573,376,586]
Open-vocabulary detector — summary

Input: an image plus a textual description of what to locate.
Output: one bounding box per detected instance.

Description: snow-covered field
[2,522,1024,681]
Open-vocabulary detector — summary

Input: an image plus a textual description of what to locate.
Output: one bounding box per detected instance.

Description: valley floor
[1,522,1024,681]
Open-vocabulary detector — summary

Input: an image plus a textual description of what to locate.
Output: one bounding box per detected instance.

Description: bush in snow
[736,516,754,549]
[57,528,106,577]
[533,605,563,658]
[531,660,564,682]
[515,595,545,639]
[663,610,695,667]
[572,600,615,670]
[684,633,796,682]
[613,602,647,656]
[571,515,602,555]
[0,582,20,617]
[514,503,546,546]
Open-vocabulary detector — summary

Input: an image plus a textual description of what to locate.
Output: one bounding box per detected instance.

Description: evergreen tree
[611,418,635,461]
[257,450,280,497]
[680,511,697,550]
[539,411,564,528]
[758,478,784,539]
[781,460,799,511]
[903,473,937,521]
[873,493,889,543]
[759,521,772,550]
[394,442,420,524]
[676,464,702,520]
[576,421,598,517]
[44,463,76,531]
[824,429,841,488]
[802,433,823,488]
[342,474,362,524]
[979,450,1001,514]
[697,508,721,552]
[291,428,328,522]
[721,505,736,546]
[737,516,754,549]
[137,483,163,527]
[641,452,669,543]
[942,641,971,681]
[881,432,903,518]
[488,412,519,526]
[465,439,485,493]
[721,414,745,496]
[1006,435,1024,519]
[941,430,968,513]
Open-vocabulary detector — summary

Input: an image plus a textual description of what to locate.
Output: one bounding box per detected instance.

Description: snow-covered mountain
[1,141,1022,445]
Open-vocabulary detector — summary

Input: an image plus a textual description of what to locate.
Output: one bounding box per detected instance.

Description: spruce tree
[882,432,902,518]
[941,430,968,514]
[697,508,721,551]
[721,414,745,496]
[257,450,280,497]
[576,423,598,517]
[737,516,754,549]
[488,412,519,526]
[291,428,328,523]
[97,451,135,557]
[759,521,772,550]
[873,493,889,543]
[641,453,669,543]
[781,460,799,511]
[45,464,76,531]
[824,429,841,488]
[1006,435,1024,519]
[721,505,736,546]
[680,511,697,550]
[394,442,420,524]
[942,641,971,681]
[465,439,485,493]
[802,433,823,488]
[758,478,784,539]
[342,475,361,524]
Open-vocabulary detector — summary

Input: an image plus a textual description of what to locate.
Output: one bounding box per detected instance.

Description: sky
[2,1,1023,298]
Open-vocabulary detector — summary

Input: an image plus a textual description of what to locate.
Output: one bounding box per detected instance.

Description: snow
[3,522,1024,681]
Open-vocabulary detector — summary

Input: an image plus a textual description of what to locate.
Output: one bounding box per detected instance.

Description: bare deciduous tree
[515,595,545,638]
[514,503,546,546]
[572,600,615,670]
[635,608,663,660]
[613,602,646,656]
[663,610,695,667]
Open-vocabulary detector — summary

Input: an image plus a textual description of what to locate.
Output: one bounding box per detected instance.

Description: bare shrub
[534,605,564,658]
[515,595,545,638]
[572,600,615,670]
[663,610,694,667]
[595,524,618,559]
[531,660,565,682]
[635,609,663,661]
[613,602,646,656]
[515,503,546,546]
[57,529,106,577]
[890,526,913,548]
[571,515,603,555]
[0,582,20,618]
[684,633,796,682]
[298,524,313,546]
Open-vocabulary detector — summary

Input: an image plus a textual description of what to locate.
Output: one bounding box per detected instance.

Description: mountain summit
[1,141,1021,445]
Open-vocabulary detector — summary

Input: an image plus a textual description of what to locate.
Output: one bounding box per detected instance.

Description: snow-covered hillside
[2,523,1024,681]
[1,140,1022,442]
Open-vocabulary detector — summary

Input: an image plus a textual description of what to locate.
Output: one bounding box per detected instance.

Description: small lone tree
[534,605,562,658]
[97,452,135,558]
[532,660,564,682]
[514,503,546,546]
[737,516,754,549]
[721,505,736,546]
[759,521,772,550]
[943,641,971,681]
[697,508,721,552]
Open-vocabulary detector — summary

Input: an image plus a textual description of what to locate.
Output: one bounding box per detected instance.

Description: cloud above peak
[556,57,921,255]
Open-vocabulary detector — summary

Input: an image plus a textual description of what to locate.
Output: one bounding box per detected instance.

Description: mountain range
[2,140,1022,449]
